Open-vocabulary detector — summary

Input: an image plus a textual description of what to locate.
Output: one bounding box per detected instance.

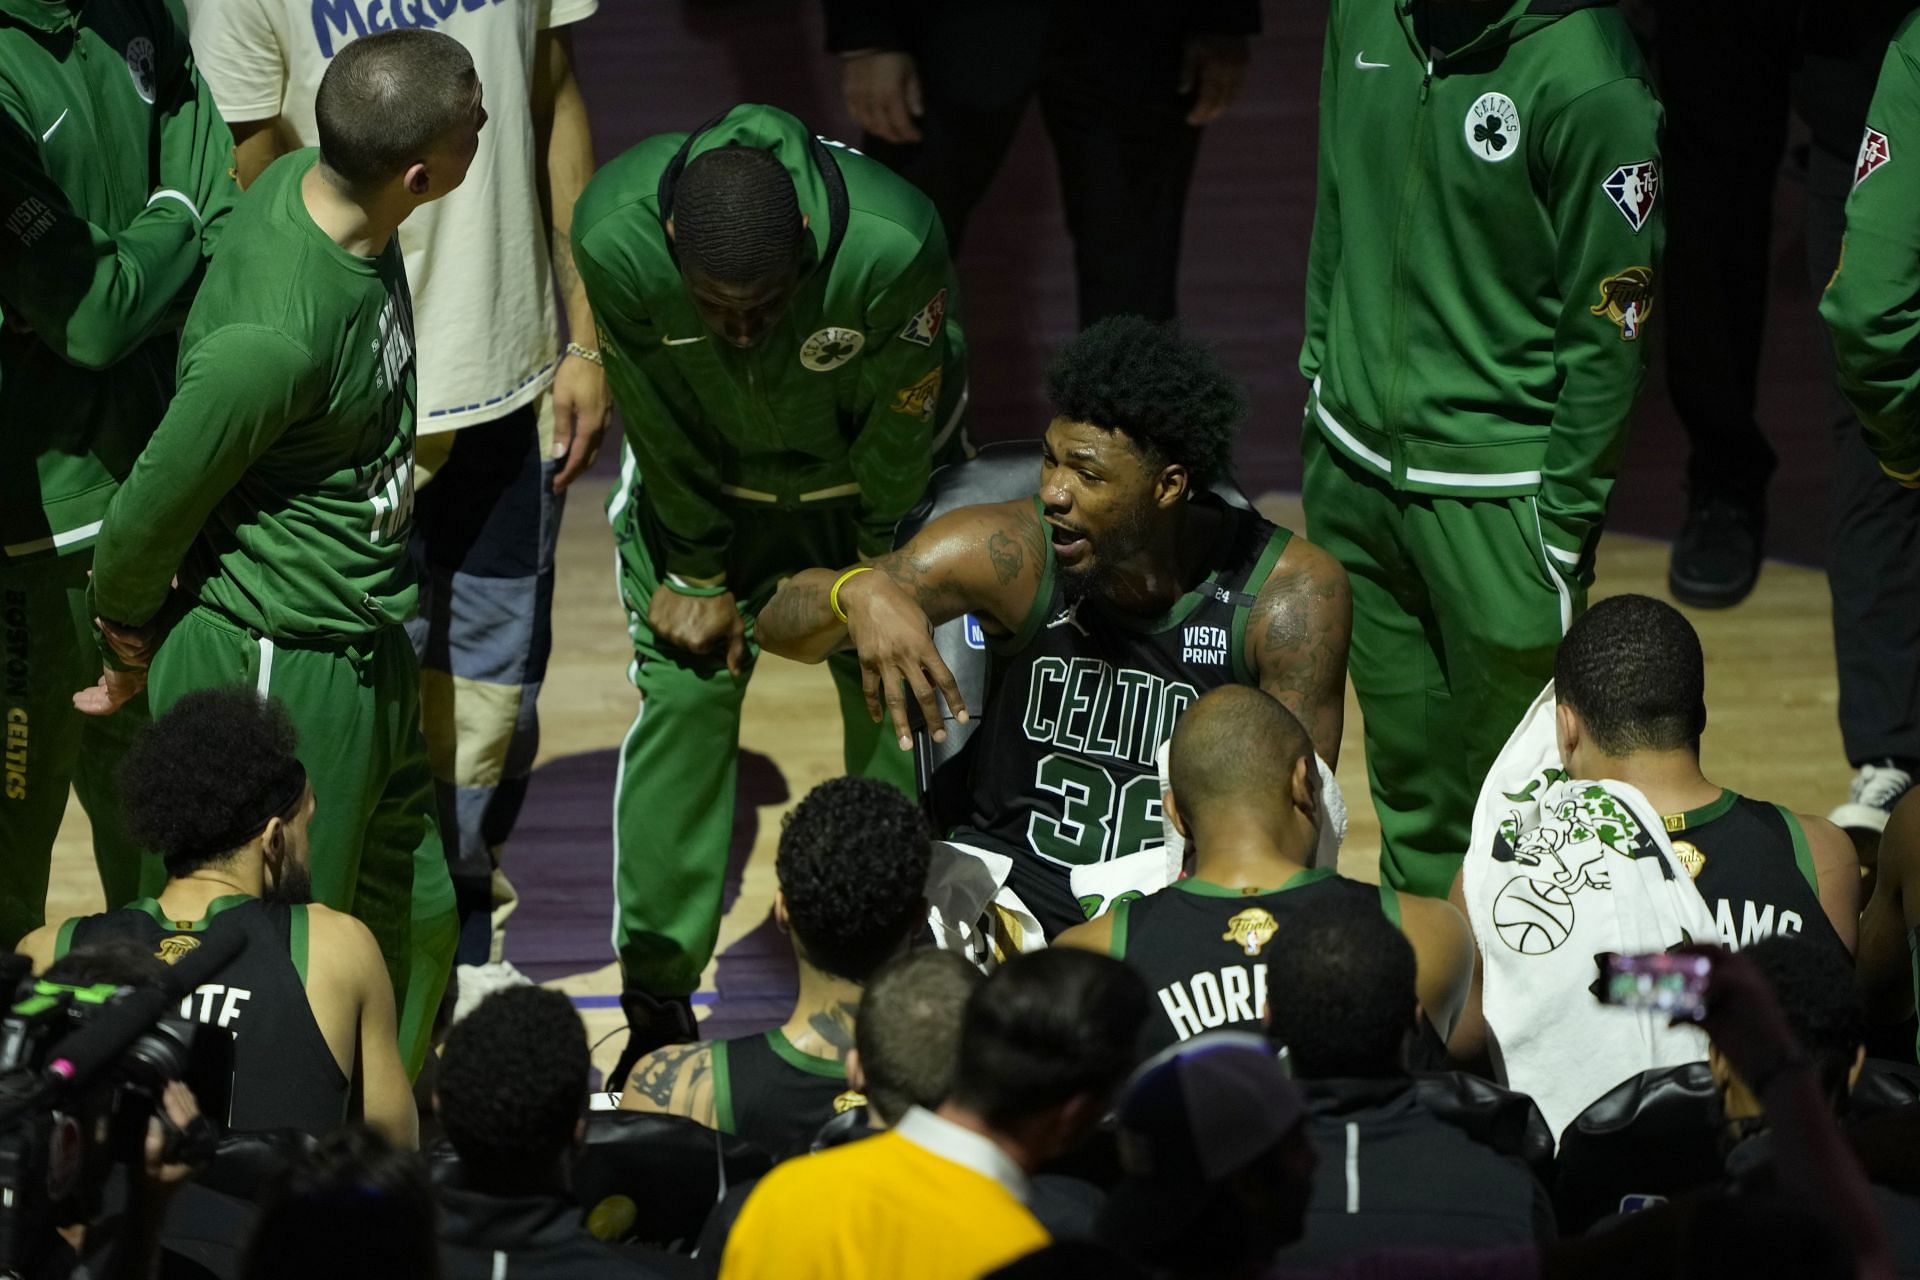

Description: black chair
[1553,1063,1721,1234]
[1413,1071,1557,1187]
[893,441,1255,831]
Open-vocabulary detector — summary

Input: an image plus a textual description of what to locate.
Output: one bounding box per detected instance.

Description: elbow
[61,329,143,372]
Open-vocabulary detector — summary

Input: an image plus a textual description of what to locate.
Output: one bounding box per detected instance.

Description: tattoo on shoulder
[1254,556,1349,748]
[628,1042,711,1108]
[987,529,1023,585]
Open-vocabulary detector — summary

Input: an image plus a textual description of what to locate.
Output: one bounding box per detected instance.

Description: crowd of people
[8,0,1920,1275]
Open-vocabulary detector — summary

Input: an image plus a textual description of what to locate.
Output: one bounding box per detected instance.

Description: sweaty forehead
[683,268,790,311]
[1044,417,1146,470]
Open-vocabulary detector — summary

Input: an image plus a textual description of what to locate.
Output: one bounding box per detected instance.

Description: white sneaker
[1829,762,1916,836]
[451,960,535,1025]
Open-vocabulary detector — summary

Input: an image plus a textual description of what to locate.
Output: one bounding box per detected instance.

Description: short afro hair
[243,1126,439,1280]
[315,29,477,189]
[1555,594,1707,756]
[439,986,588,1186]
[777,777,931,983]
[119,686,308,878]
[673,145,806,283]
[1743,936,1866,1108]
[1044,316,1245,488]
[1264,895,1415,1078]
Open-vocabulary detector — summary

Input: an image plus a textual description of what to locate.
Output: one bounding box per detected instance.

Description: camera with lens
[0,967,229,1276]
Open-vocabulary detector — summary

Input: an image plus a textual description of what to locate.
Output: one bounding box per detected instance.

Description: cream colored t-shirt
[184,0,597,434]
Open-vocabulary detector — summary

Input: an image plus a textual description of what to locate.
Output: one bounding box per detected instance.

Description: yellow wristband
[829,566,877,622]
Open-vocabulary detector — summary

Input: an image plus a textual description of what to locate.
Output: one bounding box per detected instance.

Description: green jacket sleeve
[1820,32,1920,477]
[575,234,736,590]
[850,221,960,559]
[1299,5,1341,383]
[0,109,203,371]
[90,325,317,628]
[155,0,239,259]
[1534,75,1664,575]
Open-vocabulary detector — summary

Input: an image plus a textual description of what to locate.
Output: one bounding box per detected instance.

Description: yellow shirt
[718,1112,1051,1280]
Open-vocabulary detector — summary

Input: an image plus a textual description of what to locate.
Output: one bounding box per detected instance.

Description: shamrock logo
[1464,92,1520,163]
[1473,119,1507,152]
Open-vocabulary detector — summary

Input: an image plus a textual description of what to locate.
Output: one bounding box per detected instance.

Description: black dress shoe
[1668,493,1764,608]
[608,990,699,1096]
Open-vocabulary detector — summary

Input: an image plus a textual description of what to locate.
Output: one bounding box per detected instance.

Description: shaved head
[1168,686,1315,824]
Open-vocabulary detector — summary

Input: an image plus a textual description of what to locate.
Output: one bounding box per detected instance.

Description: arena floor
[43,477,1849,1085]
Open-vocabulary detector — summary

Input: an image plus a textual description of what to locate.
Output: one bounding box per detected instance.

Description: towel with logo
[1463,681,1714,1142]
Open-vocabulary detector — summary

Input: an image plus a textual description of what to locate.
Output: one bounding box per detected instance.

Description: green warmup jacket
[572,103,967,592]
[0,0,235,563]
[90,150,420,644]
[1301,0,1663,576]
[1822,11,1920,478]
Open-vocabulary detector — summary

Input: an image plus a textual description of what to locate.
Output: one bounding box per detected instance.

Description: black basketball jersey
[1112,870,1399,1056]
[1663,791,1842,955]
[712,1029,866,1160]
[953,498,1293,924]
[60,895,350,1136]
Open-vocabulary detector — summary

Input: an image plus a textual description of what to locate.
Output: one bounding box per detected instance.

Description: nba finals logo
[155,935,201,965]
[833,1089,868,1115]
[1221,907,1278,957]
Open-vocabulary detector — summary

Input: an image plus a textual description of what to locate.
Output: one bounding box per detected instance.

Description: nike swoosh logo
[661,335,706,346]
[1354,52,1391,70]
[41,108,68,141]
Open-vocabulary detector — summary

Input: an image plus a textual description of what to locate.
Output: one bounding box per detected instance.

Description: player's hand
[1180,34,1250,126]
[841,50,923,144]
[649,586,747,677]
[551,351,611,494]
[838,570,968,751]
[73,615,154,716]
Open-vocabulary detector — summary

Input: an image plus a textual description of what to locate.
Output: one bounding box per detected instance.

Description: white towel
[1068,744,1349,919]
[1464,682,1716,1143]
[926,841,1046,970]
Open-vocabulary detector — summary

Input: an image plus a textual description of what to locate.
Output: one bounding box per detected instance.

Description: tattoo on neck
[805,1001,860,1059]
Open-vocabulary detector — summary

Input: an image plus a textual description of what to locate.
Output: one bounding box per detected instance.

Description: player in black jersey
[1861,791,1920,1059]
[1529,595,1856,955]
[17,688,415,1145]
[620,777,928,1157]
[1057,687,1470,1055]
[757,317,1352,934]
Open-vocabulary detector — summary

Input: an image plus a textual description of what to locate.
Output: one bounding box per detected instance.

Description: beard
[265,860,315,906]
[1057,505,1155,603]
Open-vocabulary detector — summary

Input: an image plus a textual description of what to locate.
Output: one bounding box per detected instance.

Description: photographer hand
[142,1081,210,1190]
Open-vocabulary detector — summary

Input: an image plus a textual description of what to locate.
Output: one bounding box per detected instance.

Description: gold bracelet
[565,341,603,366]
[829,566,877,622]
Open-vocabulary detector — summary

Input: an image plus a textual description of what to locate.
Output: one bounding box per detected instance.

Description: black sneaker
[608,990,699,1097]
[1669,493,1764,608]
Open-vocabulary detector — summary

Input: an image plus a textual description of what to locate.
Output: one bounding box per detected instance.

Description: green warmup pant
[1301,427,1585,899]
[611,495,914,998]
[0,551,158,947]
[147,607,457,1076]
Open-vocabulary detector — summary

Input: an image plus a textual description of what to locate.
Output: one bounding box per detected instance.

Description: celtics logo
[1464,92,1520,162]
[1221,907,1279,957]
[799,327,864,372]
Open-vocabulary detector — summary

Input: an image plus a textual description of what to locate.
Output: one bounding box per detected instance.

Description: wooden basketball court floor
[43,479,1850,1084]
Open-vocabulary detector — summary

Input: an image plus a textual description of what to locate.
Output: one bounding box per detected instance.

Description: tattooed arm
[617,1042,719,1128]
[1247,536,1351,767]
[755,499,1047,749]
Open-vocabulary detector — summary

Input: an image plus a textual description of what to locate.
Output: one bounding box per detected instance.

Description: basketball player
[1302,0,1663,900]
[1056,686,1470,1056]
[76,30,485,1077]
[0,0,237,945]
[756,316,1352,936]
[620,777,928,1159]
[1548,595,1856,954]
[18,688,415,1146]
[571,102,968,1078]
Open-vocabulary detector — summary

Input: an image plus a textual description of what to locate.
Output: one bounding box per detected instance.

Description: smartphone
[1597,951,1712,1020]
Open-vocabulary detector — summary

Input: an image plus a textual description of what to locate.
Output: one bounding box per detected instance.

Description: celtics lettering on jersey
[366,287,417,544]
[960,504,1291,873]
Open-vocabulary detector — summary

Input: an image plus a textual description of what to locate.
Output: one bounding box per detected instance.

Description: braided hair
[673,145,806,283]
